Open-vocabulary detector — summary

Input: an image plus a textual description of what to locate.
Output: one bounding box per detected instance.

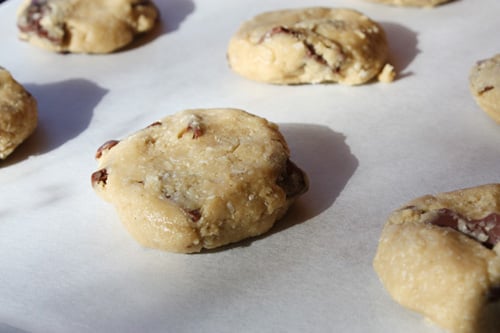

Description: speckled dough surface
[227,7,394,85]
[374,184,500,333]
[0,67,37,159]
[92,108,309,253]
[469,54,500,124]
[364,0,452,7]
[17,0,159,54]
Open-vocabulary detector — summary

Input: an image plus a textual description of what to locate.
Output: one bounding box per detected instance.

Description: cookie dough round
[0,67,37,159]
[17,0,159,54]
[227,7,394,85]
[364,0,452,7]
[374,184,500,333]
[91,108,309,253]
[469,54,500,124]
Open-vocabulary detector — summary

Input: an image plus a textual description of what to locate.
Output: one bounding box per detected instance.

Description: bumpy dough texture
[227,7,394,85]
[92,108,309,253]
[17,0,158,54]
[0,67,37,159]
[364,0,452,7]
[469,54,500,124]
[374,184,500,333]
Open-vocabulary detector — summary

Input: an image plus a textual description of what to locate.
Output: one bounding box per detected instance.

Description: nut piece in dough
[374,184,500,333]
[0,67,37,159]
[469,54,500,124]
[227,7,394,85]
[364,0,453,7]
[17,0,159,54]
[91,108,309,253]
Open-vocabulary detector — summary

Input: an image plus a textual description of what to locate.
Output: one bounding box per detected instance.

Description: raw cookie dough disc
[91,108,309,253]
[17,0,159,54]
[469,54,500,124]
[227,7,394,85]
[364,0,452,7]
[0,67,37,159]
[373,184,500,333]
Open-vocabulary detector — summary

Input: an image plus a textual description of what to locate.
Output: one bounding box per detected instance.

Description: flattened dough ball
[91,108,309,253]
[364,0,453,7]
[469,54,500,124]
[227,7,395,85]
[0,67,37,159]
[17,0,159,54]
[374,184,500,333]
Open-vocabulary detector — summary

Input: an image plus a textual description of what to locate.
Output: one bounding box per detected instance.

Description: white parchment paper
[1,0,499,332]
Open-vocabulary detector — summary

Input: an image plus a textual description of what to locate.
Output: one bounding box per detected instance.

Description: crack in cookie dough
[227,7,394,85]
[374,184,500,333]
[92,108,309,253]
[17,0,159,53]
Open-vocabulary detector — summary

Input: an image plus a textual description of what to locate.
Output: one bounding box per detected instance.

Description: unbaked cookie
[0,67,37,159]
[364,0,453,7]
[374,184,500,333]
[469,54,500,124]
[91,108,309,253]
[17,0,159,54]
[227,7,394,85]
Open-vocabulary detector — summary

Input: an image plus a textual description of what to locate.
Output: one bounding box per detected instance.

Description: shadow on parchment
[201,123,359,253]
[0,79,108,167]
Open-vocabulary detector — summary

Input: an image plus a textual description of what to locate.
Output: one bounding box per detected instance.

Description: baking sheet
[1,0,500,332]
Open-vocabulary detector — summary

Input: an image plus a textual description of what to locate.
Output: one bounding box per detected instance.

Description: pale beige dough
[227,7,394,85]
[469,54,500,124]
[0,67,37,159]
[374,184,500,333]
[17,0,159,54]
[92,108,309,253]
[364,0,453,7]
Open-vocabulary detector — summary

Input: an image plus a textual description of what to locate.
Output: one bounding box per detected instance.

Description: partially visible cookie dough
[17,0,159,54]
[92,108,309,253]
[227,7,394,85]
[365,0,453,7]
[0,67,37,159]
[374,184,500,333]
[469,54,500,124]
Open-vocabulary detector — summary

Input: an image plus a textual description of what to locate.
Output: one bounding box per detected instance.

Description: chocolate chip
[261,26,339,71]
[18,0,65,44]
[91,169,108,187]
[95,140,119,159]
[187,121,203,139]
[185,209,201,222]
[147,121,162,128]
[276,159,309,199]
[478,86,494,95]
[487,285,500,303]
[428,208,500,249]
[178,119,203,139]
